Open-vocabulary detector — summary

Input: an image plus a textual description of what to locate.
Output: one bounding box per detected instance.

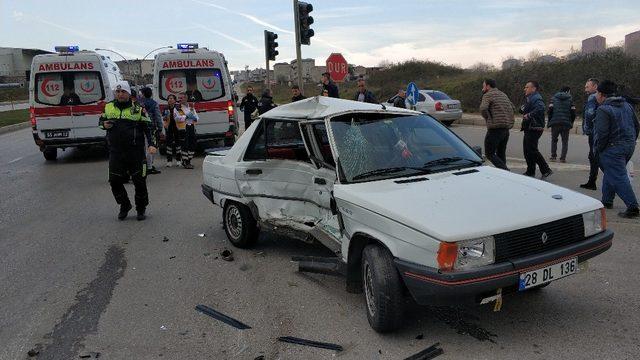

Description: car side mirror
[472,146,482,157]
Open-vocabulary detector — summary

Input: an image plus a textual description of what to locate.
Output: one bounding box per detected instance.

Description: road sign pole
[293,0,304,93]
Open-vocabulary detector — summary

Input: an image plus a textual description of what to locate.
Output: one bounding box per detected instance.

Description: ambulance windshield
[159,68,225,102]
[35,72,105,106]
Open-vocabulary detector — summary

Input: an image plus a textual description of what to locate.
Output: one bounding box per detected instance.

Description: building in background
[582,35,606,54]
[0,47,52,83]
[625,30,640,57]
[273,62,292,84]
[291,58,316,84]
[502,58,522,69]
[115,59,154,85]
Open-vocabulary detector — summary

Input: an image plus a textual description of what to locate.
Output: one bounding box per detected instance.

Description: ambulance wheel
[223,201,258,248]
[442,120,454,127]
[43,147,58,161]
[224,136,235,147]
[362,244,405,332]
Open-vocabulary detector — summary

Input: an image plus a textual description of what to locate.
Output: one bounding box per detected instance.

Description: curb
[0,121,30,135]
[458,114,583,135]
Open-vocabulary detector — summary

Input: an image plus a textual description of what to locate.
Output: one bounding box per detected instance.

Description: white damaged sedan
[202,96,613,332]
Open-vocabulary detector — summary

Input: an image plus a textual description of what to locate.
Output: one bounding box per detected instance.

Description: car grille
[494,214,584,262]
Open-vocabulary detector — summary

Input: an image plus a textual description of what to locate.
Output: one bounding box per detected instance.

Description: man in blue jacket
[593,80,640,218]
[354,78,377,103]
[580,78,600,190]
[140,87,163,174]
[520,81,552,178]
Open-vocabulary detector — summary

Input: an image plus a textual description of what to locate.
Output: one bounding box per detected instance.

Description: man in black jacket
[354,78,377,103]
[99,81,157,221]
[520,81,552,178]
[547,86,576,163]
[321,72,339,98]
[291,85,306,102]
[239,86,259,130]
[257,89,277,115]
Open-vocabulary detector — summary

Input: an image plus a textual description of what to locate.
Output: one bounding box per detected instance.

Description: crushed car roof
[262,96,418,120]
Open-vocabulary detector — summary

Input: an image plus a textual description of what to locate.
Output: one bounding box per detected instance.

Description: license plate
[44,130,69,138]
[518,258,577,291]
[447,104,458,109]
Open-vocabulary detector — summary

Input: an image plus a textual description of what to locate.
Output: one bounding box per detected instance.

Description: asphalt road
[1,123,639,360]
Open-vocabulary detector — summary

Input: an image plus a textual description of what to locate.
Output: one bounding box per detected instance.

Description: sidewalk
[459,113,584,134]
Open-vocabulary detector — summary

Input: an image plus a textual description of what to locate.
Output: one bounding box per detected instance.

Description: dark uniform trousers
[109,147,148,210]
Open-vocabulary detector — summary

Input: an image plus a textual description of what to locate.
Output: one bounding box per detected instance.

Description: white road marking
[8,157,23,164]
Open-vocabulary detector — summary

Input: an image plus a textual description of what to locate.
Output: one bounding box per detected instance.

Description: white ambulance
[29,46,123,160]
[153,44,237,148]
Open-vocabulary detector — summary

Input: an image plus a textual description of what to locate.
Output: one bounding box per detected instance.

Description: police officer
[239,86,259,130]
[100,81,157,221]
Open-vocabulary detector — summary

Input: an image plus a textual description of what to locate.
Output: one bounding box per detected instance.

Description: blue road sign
[406,82,420,106]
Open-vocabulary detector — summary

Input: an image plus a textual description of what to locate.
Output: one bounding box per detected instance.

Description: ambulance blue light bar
[54,46,80,53]
[177,43,198,52]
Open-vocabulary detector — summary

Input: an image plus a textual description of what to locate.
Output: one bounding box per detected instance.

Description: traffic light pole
[293,0,304,93]
[264,30,271,91]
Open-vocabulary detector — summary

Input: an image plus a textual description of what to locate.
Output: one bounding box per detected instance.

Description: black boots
[136,208,146,221]
[580,182,597,190]
[118,203,132,220]
[618,207,640,219]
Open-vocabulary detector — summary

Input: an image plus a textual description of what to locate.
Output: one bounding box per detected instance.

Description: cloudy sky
[1,0,638,70]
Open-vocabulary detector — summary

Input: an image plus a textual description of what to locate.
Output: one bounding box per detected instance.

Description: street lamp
[142,46,172,61]
[95,48,135,82]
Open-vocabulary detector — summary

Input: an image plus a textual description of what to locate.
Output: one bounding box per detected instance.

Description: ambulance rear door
[157,53,231,140]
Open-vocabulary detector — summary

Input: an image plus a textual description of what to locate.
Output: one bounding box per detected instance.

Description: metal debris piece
[277,336,343,352]
[27,349,39,357]
[160,325,167,330]
[403,342,443,360]
[415,334,424,340]
[169,256,176,260]
[221,249,234,262]
[198,233,206,237]
[195,304,252,330]
[162,236,169,242]
[78,352,100,359]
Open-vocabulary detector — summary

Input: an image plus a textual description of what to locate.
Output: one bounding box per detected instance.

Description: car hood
[334,166,601,242]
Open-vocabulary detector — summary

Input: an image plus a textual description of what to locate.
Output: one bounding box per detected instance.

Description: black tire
[223,201,259,248]
[361,244,405,332]
[43,147,57,161]
[442,120,454,127]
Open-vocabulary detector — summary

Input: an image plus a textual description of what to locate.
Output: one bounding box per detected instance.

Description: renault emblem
[541,232,548,244]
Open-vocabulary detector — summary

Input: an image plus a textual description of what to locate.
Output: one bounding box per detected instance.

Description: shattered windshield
[329,113,481,182]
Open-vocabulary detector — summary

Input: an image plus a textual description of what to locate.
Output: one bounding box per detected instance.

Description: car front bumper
[394,229,613,305]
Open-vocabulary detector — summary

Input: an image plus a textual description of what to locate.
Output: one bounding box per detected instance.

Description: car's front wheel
[441,120,454,126]
[223,201,259,248]
[362,244,405,332]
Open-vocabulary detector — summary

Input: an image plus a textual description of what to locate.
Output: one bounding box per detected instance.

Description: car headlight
[437,236,495,271]
[582,208,606,237]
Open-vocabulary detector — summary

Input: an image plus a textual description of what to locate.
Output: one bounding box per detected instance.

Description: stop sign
[326,53,348,83]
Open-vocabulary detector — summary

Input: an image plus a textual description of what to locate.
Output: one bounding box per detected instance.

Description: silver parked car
[385,90,462,126]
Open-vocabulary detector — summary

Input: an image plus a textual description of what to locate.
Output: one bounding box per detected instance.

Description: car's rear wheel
[442,120,454,126]
[43,147,57,161]
[224,136,235,147]
[223,201,259,248]
[362,244,405,332]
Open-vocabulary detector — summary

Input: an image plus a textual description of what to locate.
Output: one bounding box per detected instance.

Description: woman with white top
[175,92,199,169]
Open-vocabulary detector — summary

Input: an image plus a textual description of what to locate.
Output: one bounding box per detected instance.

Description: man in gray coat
[479,79,515,170]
